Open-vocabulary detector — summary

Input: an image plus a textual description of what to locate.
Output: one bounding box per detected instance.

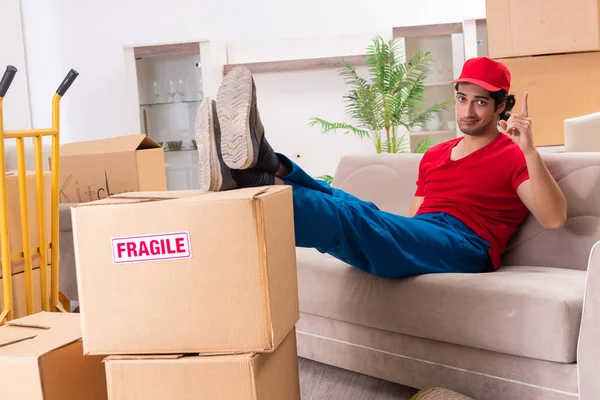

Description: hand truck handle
[0,65,17,98]
[56,68,79,96]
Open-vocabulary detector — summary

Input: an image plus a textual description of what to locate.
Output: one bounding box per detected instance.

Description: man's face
[455,83,504,136]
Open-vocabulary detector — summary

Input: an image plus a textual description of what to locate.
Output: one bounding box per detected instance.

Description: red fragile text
[111,232,191,264]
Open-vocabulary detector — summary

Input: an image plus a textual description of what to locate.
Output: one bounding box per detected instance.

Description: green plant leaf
[316,174,334,184]
[411,99,455,126]
[308,118,370,138]
[382,134,409,153]
[413,137,437,153]
[309,34,454,154]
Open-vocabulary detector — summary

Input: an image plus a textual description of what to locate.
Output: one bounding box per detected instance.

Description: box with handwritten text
[58,134,166,203]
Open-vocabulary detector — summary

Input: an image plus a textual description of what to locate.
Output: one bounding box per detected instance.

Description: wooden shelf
[393,23,463,38]
[221,20,487,75]
[163,147,197,153]
[223,54,367,75]
[134,42,199,59]
[140,100,202,107]
[393,19,486,38]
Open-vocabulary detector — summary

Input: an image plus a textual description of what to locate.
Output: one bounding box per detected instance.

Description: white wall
[227,33,393,177]
[0,0,31,131]
[18,0,486,175]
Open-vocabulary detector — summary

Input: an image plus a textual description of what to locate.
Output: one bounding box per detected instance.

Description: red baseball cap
[451,56,511,93]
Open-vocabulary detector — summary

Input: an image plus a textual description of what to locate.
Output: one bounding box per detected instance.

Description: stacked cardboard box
[58,134,167,204]
[71,187,301,399]
[0,312,107,399]
[486,0,600,146]
[0,171,51,318]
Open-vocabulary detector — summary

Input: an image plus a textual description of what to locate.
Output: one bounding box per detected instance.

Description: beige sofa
[295,152,600,400]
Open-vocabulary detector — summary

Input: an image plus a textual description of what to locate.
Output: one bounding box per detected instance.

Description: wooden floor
[299,357,418,400]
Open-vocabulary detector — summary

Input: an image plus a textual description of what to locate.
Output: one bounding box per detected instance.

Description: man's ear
[496,100,506,116]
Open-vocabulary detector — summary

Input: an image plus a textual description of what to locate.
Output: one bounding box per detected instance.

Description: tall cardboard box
[58,134,167,204]
[486,0,600,59]
[72,187,299,355]
[0,171,51,277]
[501,52,600,146]
[0,312,107,399]
[104,329,301,400]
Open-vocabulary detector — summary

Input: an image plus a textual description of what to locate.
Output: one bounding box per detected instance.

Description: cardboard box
[501,52,600,146]
[486,0,600,59]
[0,312,107,400]
[72,186,299,355]
[105,329,300,400]
[0,267,44,319]
[0,171,51,278]
[58,134,167,204]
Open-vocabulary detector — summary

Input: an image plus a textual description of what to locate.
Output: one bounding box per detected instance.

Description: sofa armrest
[564,111,600,152]
[578,241,600,399]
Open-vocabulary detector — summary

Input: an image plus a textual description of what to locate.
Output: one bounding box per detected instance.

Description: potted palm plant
[310,35,453,154]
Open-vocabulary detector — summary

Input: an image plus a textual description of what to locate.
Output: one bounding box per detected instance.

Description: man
[194,57,567,278]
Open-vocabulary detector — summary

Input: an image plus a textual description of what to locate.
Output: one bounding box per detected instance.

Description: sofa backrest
[333,153,421,216]
[502,152,600,270]
[332,151,600,271]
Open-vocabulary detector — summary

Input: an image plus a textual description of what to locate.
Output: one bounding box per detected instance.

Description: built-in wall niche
[393,22,466,145]
[405,35,457,134]
[134,42,204,190]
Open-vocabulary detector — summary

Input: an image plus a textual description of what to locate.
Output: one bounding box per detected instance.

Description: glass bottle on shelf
[168,80,176,103]
[177,79,185,102]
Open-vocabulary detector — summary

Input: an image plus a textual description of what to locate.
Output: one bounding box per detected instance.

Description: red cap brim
[450,77,503,92]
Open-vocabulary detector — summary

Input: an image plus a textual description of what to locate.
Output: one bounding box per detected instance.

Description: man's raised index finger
[522,91,529,117]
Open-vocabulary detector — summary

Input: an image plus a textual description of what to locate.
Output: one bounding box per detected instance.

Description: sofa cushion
[297,248,585,363]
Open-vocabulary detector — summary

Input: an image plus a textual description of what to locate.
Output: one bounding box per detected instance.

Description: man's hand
[505,91,567,230]
[499,92,535,155]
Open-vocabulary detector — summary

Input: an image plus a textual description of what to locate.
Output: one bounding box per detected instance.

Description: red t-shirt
[415,133,530,269]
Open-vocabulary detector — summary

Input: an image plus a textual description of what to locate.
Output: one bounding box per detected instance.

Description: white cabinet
[133,42,204,190]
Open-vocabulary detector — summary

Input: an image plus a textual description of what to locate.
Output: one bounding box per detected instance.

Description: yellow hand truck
[0,65,78,323]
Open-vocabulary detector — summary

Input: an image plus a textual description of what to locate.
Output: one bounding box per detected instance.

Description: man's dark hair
[490,90,515,121]
[454,83,515,121]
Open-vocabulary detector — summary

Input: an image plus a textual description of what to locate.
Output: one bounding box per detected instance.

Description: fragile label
[111,232,191,264]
